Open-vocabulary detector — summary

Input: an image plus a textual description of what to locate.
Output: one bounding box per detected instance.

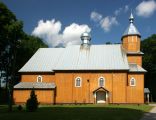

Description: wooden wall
[127,55,142,66]
[14,71,144,104]
[21,73,55,83]
[13,89,54,104]
[122,36,140,52]
[126,73,144,103]
[112,73,127,103]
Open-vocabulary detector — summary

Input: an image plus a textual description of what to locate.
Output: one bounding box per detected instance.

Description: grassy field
[0,104,152,120]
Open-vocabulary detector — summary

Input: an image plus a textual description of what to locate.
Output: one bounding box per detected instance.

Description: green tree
[141,34,156,101]
[0,2,23,111]
[26,89,39,112]
[0,2,47,111]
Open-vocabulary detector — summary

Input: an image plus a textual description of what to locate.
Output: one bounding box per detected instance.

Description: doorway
[96,91,106,103]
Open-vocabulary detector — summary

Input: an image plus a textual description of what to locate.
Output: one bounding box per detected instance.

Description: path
[141,104,156,120]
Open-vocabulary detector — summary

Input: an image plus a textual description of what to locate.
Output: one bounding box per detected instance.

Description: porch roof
[93,87,109,93]
[144,88,150,94]
[14,82,56,89]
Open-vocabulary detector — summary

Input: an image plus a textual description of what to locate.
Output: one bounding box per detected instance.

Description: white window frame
[130,77,136,86]
[98,77,105,87]
[37,75,42,82]
[75,77,82,87]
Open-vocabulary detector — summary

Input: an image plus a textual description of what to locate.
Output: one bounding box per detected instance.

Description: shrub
[26,89,39,112]
[17,105,23,111]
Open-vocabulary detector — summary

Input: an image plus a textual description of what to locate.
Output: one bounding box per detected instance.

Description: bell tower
[122,13,141,52]
[122,13,143,66]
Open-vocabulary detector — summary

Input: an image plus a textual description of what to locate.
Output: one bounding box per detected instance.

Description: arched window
[130,77,136,86]
[99,77,105,87]
[37,75,42,82]
[75,77,82,87]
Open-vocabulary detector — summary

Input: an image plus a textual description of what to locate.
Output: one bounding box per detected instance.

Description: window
[37,75,42,82]
[130,77,136,86]
[99,77,105,87]
[75,77,82,87]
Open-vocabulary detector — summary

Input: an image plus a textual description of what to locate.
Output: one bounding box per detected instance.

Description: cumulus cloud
[62,23,91,46]
[90,5,129,32]
[32,19,91,47]
[100,16,118,32]
[136,0,156,17]
[90,11,118,32]
[90,11,102,22]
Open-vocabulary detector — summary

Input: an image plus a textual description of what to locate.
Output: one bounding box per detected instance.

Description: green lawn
[0,104,152,120]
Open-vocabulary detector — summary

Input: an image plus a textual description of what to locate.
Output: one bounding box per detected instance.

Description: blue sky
[1,0,156,47]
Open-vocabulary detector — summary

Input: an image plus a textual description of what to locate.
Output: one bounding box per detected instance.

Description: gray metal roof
[129,63,146,72]
[14,82,56,89]
[19,44,130,72]
[122,13,141,37]
[19,48,64,72]
[144,88,150,93]
[54,45,129,70]
[127,51,144,55]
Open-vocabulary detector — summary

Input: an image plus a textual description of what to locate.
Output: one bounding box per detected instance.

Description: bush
[26,89,39,112]
[17,105,23,111]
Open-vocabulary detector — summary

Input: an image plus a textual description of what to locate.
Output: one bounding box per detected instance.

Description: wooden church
[13,13,146,104]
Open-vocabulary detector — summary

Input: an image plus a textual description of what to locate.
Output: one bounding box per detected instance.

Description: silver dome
[81,32,91,45]
[81,32,91,40]
[122,13,141,38]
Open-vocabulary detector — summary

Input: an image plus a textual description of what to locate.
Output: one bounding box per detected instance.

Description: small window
[130,77,136,86]
[75,77,82,87]
[99,77,105,87]
[37,75,42,82]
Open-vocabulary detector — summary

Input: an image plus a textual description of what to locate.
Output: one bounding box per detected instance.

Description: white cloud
[32,19,91,47]
[90,11,102,22]
[100,16,118,32]
[62,23,91,46]
[136,0,156,17]
[114,7,122,16]
[90,11,118,32]
[114,5,129,16]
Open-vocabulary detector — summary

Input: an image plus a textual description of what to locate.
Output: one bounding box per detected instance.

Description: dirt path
[141,104,156,120]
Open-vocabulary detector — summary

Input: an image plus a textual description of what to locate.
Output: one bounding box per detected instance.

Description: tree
[0,2,47,111]
[0,2,24,111]
[26,89,39,112]
[141,34,156,101]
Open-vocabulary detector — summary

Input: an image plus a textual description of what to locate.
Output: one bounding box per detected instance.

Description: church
[13,13,146,104]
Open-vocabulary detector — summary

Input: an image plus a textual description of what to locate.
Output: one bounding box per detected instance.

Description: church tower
[122,13,143,66]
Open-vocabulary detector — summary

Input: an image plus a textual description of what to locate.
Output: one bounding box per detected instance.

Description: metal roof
[14,82,56,89]
[144,88,150,93]
[127,51,144,55]
[19,48,64,72]
[129,63,146,72]
[19,44,130,72]
[122,13,141,38]
[54,44,129,70]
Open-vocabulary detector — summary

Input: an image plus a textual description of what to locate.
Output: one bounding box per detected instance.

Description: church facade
[13,13,146,104]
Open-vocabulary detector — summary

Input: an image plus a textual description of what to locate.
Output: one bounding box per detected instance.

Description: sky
[1,0,156,47]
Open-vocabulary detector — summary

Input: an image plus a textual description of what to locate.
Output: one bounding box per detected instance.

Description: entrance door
[96,91,106,103]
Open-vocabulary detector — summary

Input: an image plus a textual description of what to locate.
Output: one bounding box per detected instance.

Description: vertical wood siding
[127,56,142,66]
[15,72,144,104]
[122,36,140,52]
[13,90,54,104]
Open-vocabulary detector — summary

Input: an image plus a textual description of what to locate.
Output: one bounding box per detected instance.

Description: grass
[0,104,153,120]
